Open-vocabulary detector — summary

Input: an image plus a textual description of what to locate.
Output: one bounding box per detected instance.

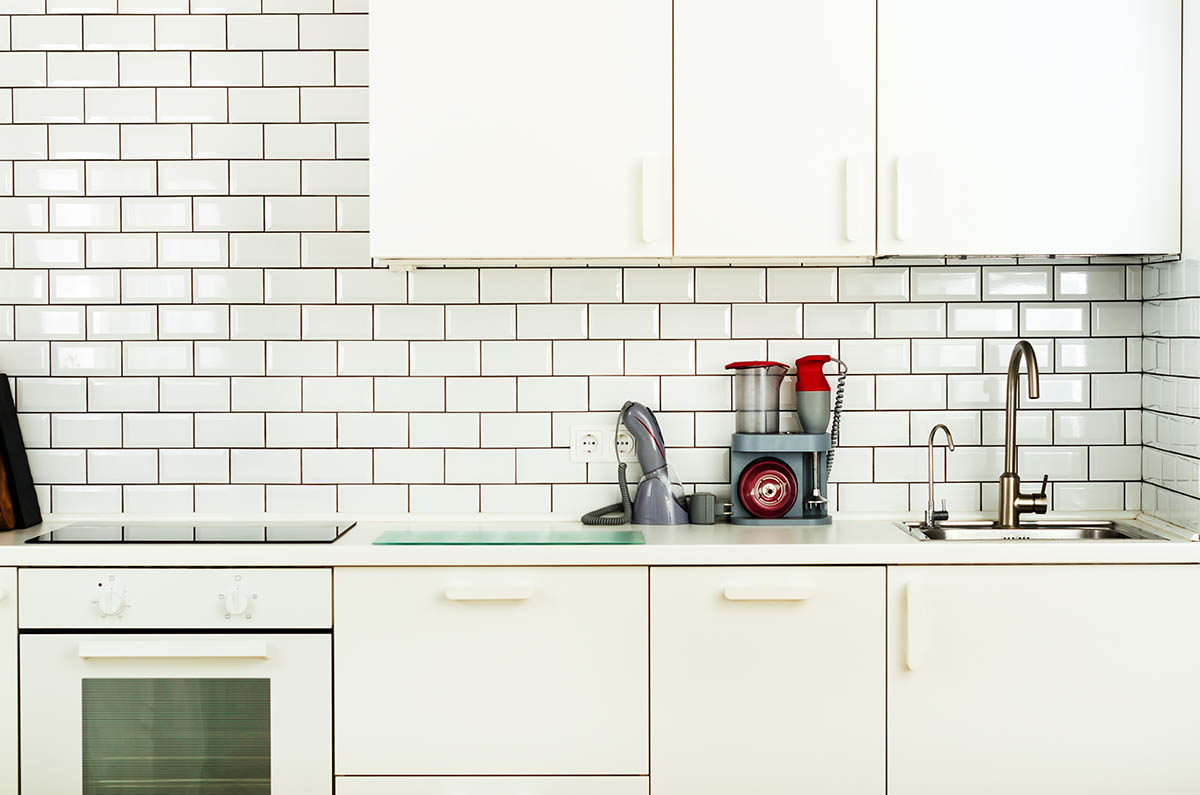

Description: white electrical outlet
[570,426,638,463]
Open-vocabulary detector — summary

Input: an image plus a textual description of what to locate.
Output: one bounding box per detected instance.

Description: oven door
[20,633,331,794]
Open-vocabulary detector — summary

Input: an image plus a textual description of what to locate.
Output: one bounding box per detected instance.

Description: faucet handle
[1036,474,1049,497]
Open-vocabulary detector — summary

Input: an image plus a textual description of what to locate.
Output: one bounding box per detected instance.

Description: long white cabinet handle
[79,641,269,660]
[640,156,665,244]
[844,156,862,243]
[894,156,908,241]
[444,586,534,602]
[723,585,812,602]
[904,581,923,671]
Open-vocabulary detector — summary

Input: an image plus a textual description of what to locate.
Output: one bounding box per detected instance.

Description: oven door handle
[78,640,269,660]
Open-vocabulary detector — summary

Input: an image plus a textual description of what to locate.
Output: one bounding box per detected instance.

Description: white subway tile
[87,376,157,411]
[122,268,190,303]
[908,410,981,446]
[15,376,86,411]
[339,340,406,375]
[410,340,480,376]
[231,376,300,412]
[158,88,229,123]
[480,484,550,514]
[552,268,618,303]
[0,126,50,159]
[911,339,981,373]
[158,161,228,195]
[122,340,192,375]
[334,121,366,158]
[265,51,333,86]
[338,412,407,447]
[52,413,120,448]
[266,484,336,512]
[51,485,121,512]
[589,304,658,339]
[119,51,190,86]
[875,303,946,338]
[767,267,836,302]
[14,233,83,267]
[50,268,119,303]
[298,12,365,49]
[374,449,443,484]
[948,303,1017,337]
[0,53,49,87]
[160,376,230,411]
[302,159,367,195]
[445,449,514,484]
[28,449,87,485]
[1053,482,1123,512]
[1055,338,1125,373]
[1054,410,1125,445]
[480,412,548,446]
[161,306,230,340]
[84,14,153,49]
[660,304,730,339]
[265,340,336,375]
[50,125,119,159]
[373,305,443,340]
[660,375,729,411]
[155,15,226,49]
[123,412,192,447]
[265,268,333,303]
[1020,302,1089,337]
[264,123,333,158]
[301,85,366,122]
[88,448,157,483]
[228,14,298,49]
[1091,301,1142,336]
[409,412,479,448]
[517,449,584,484]
[302,448,371,484]
[86,161,156,195]
[192,51,262,86]
[731,303,801,338]
[11,15,82,50]
[122,197,192,232]
[301,304,371,340]
[803,303,873,338]
[230,86,300,123]
[125,483,194,512]
[516,304,586,339]
[839,266,908,301]
[982,266,1051,300]
[194,484,264,513]
[301,231,368,266]
[517,376,587,412]
[910,267,980,301]
[375,377,444,411]
[48,51,116,86]
[194,197,264,232]
[87,305,156,340]
[1091,373,1140,408]
[553,340,622,376]
[695,267,765,303]
[266,411,336,447]
[839,339,910,374]
[302,375,371,410]
[876,375,946,410]
[13,87,82,122]
[159,449,229,483]
[983,338,1053,373]
[1055,266,1125,300]
[696,340,766,375]
[625,340,693,375]
[231,160,300,195]
[85,87,155,122]
[409,268,478,304]
[624,267,694,303]
[194,269,263,304]
[447,305,515,340]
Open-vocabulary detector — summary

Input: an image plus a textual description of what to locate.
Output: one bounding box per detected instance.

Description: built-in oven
[18,568,332,794]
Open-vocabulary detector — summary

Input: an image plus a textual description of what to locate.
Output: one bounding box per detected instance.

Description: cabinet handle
[723,585,812,602]
[79,641,269,660]
[894,156,908,241]
[444,585,534,602]
[640,156,665,244]
[844,156,862,243]
[904,580,923,671]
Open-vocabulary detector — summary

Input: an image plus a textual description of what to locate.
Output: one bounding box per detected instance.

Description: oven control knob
[95,589,126,617]
[221,590,252,617]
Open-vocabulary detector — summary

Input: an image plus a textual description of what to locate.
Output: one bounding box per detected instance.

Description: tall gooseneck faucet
[997,341,1049,528]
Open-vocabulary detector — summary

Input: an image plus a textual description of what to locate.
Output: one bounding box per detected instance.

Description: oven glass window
[82,678,271,794]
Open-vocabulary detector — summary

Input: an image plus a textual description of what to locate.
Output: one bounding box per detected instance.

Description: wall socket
[570,426,638,464]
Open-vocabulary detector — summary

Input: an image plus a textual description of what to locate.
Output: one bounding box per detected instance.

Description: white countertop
[0,512,1194,566]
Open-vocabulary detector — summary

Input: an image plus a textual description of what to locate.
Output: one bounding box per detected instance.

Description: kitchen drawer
[334,567,649,775]
[336,778,648,795]
[0,569,14,795]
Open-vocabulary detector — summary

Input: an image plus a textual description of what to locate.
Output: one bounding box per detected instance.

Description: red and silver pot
[724,360,788,434]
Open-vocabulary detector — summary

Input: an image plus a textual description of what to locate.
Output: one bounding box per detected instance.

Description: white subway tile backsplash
[982,266,1051,300]
[948,303,1017,337]
[910,267,980,301]
[768,267,836,302]
[839,267,909,302]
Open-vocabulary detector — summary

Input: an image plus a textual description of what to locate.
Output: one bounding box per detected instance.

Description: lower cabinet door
[0,569,13,795]
[889,565,1200,795]
[334,567,649,775]
[336,778,648,795]
[651,566,885,795]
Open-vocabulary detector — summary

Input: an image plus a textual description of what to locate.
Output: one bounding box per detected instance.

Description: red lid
[794,355,832,391]
[724,360,788,370]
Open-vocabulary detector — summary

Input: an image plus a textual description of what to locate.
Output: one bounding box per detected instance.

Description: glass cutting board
[374,529,646,545]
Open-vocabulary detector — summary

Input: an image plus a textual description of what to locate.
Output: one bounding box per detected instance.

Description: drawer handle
[723,585,812,602]
[79,641,269,660]
[904,581,923,671]
[444,586,534,602]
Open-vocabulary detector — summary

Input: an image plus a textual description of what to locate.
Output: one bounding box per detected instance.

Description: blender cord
[827,359,848,480]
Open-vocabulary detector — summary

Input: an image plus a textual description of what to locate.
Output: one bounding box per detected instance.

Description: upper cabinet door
[878,0,1182,257]
[674,0,876,257]
[370,0,672,260]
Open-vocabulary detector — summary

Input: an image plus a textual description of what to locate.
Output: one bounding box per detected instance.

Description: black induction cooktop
[25,521,357,544]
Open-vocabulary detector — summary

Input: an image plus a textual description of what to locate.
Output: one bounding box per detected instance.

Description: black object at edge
[0,375,42,530]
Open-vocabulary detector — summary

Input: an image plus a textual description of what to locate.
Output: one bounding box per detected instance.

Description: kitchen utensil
[725,361,789,433]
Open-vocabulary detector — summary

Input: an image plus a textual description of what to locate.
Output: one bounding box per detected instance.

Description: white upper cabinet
[369,0,672,260]
[674,0,876,257]
[878,0,1182,256]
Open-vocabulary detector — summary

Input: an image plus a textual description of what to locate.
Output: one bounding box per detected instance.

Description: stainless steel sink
[897,519,1168,541]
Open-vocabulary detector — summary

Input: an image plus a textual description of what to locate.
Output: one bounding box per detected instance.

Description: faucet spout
[998,340,1048,528]
[1003,340,1040,474]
